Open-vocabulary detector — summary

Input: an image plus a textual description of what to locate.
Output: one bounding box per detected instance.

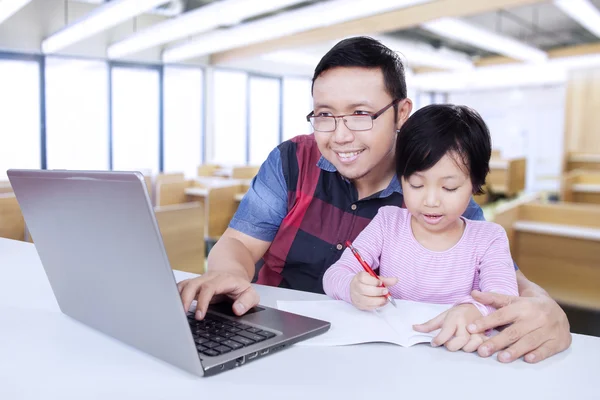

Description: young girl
[322,104,518,353]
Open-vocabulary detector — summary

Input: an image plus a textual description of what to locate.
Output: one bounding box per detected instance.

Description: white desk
[572,183,600,193]
[184,187,209,197]
[1,238,598,399]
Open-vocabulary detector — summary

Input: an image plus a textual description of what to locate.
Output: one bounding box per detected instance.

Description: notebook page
[376,300,452,346]
[276,300,399,346]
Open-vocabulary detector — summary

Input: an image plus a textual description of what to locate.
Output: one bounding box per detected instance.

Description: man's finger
[177,279,188,294]
[231,287,260,316]
[496,328,547,363]
[180,279,206,313]
[413,310,447,333]
[468,304,519,334]
[477,322,526,358]
[524,340,558,364]
[194,282,219,320]
[471,290,517,309]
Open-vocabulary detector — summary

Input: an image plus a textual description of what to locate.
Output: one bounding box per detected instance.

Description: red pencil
[344,240,397,308]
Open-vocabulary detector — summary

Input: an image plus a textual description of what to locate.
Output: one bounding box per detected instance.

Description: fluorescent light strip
[373,35,474,71]
[554,0,600,38]
[261,50,321,67]
[411,52,600,91]
[163,0,433,63]
[42,0,167,54]
[108,0,307,59]
[422,17,548,63]
[0,0,31,25]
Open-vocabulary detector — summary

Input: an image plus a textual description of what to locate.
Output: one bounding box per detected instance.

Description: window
[282,77,312,140]
[46,58,109,170]
[163,66,203,178]
[0,58,40,179]
[212,69,248,166]
[248,76,280,165]
[111,66,160,174]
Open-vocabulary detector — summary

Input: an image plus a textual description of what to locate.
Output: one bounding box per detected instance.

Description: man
[178,37,571,364]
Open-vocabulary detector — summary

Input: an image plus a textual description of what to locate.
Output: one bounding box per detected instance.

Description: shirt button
[351,204,357,211]
[336,243,343,251]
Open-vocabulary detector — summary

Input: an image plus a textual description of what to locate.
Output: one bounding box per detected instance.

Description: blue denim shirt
[229,147,486,242]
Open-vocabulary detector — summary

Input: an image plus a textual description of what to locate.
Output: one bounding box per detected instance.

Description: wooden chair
[0,181,12,195]
[231,166,259,180]
[156,180,195,207]
[0,194,25,240]
[155,202,205,274]
[197,164,221,177]
[206,184,242,240]
[155,172,185,186]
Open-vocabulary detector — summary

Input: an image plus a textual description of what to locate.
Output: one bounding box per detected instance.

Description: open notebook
[277,299,452,347]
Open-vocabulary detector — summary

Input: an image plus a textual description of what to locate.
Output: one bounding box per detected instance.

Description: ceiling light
[0,0,31,25]
[108,0,307,59]
[42,0,167,54]
[422,17,547,63]
[163,0,433,63]
[554,0,600,38]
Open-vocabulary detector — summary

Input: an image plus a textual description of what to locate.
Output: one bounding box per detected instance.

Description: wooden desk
[561,170,600,205]
[487,157,526,197]
[565,153,600,172]
[185,187,209,197]
[494,201,600,310]
[1,237,599,399]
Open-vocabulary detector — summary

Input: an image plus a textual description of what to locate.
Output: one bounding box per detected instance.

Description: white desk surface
[489,159,509,169]
[572,183,600,193]
[234,192,247,202]
[514,221,600,242]
[570,154,600,163]
[194,177,251,188]
[184,187,209,197]
[1,238,598,400]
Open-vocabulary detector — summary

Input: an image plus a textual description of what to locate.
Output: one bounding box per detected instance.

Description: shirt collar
[316,155,403,198]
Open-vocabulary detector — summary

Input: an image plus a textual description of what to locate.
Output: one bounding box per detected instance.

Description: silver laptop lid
[8,169,203,376]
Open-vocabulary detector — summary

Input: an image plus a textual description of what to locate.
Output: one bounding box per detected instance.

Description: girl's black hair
[395,104,491,195]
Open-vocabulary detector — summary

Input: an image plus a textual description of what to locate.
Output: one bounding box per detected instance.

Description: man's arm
[178,146,289,319]
[460,197,572,362]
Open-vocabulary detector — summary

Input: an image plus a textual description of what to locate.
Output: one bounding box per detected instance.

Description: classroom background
[0,0,599,337]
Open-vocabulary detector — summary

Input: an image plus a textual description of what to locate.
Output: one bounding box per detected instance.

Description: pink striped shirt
[323,206,518,316]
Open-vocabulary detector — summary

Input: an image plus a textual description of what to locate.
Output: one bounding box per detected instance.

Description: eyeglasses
[306,99,400,132]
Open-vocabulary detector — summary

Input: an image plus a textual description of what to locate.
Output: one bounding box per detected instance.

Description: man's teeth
[338,151,361,158]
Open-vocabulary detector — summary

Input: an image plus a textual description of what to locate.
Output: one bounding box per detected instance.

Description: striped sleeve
[455,223,518,316]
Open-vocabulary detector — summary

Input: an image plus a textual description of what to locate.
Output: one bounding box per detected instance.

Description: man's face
[311,67,411,181]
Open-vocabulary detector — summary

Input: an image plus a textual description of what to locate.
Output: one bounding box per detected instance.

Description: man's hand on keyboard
[178,271,260,320]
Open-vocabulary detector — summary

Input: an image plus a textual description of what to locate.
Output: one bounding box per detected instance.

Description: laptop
[7,169,330,377]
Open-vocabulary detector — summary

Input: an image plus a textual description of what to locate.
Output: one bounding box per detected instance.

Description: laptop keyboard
[187,312,277,357]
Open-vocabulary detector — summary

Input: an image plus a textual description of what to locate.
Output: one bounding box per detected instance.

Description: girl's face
[401,151,474,235]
